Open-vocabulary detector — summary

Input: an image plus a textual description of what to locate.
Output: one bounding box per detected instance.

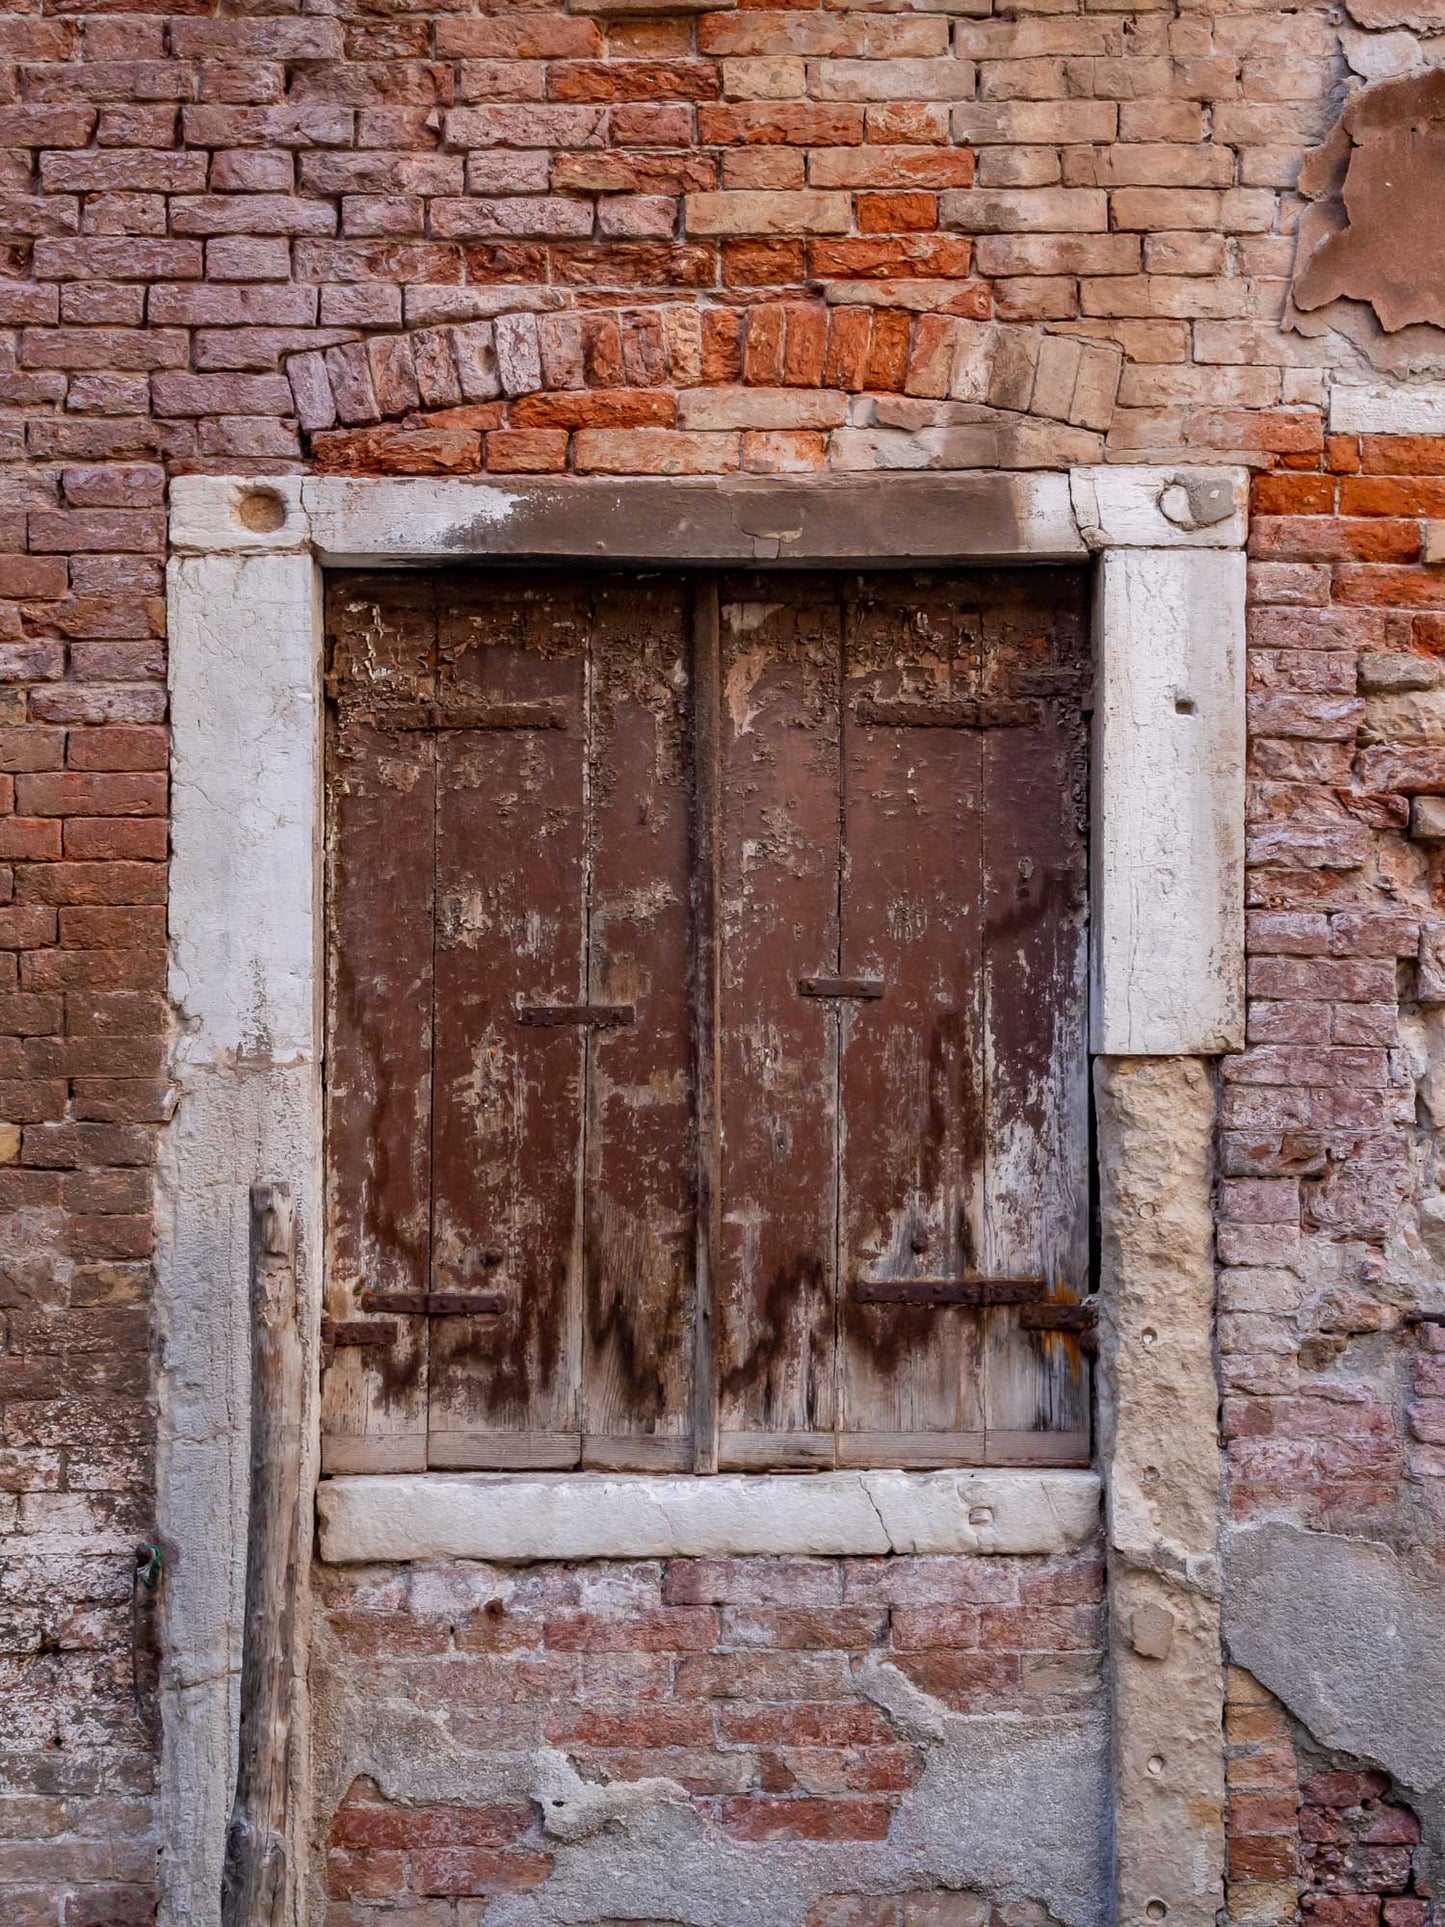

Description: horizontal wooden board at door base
[322,566,1093,1475]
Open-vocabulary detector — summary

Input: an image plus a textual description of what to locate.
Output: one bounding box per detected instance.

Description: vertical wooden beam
[691,573,722,1474]
[221,1183,304,1927]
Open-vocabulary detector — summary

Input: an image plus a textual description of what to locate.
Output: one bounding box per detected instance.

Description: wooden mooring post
[221,1183,304,1927]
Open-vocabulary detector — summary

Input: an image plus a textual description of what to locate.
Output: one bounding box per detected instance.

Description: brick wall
[1226,437,1445,1552]
[1225,1669,1434,1926]
[316,1549,1104,1921]
[0,0,1438,1919]
[1218,439,1445,1926]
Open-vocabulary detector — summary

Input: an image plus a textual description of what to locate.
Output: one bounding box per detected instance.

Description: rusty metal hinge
[852,1276,1047,1306]
[359,1289,507,1316]
[1021,1299,1098,1353]
[518,1004,634,1028]
[798,977,884,1001]
[855,696,1042,730]
[322,1316,399,1349]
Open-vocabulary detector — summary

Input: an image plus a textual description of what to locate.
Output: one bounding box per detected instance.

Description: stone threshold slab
[317,1469,1102,1565]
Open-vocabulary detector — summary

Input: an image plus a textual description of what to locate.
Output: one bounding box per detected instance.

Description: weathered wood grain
[716,576,842,1454]
[836,575,988,1460]
[580,576,695,1466]
[323,565,1093,1474]
[427,574,589,1464]
[220,1185,304,1927]
[322,574,437,1474]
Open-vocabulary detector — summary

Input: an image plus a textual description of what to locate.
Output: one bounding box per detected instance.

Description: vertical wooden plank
[691,573,722,1475]
[580,574,695,1469]
[835,576,988,1467]
[427,571,589,1467]
[222,1186,302,1927]
[980,574,1092,1464]
[322,573,436,1474]
[716,574,842,1468]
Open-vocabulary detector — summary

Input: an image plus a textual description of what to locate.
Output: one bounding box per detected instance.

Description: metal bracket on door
[852,1276,1047,1306]
[359,1289,507,1316]
[851,1277,1098,1347]
[517,1004,635,1028]
[798,978,884,1001]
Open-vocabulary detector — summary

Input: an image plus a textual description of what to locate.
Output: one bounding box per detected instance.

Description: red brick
[330,1801,532,1851]
[409,1848,553,1895]
[1360,434,1445,475]
[63,820,167,861]
[1252,473,1336,515]
[718,1704,896,1747]
[16,773,164,818]
[484,428,568,472]
[510,389,674,430]
[718,1797,894,1842]
[1228,1834,1300,1880]
[543,1608,716,1651]
[717,1608,886,1649]
[858,192,937,233]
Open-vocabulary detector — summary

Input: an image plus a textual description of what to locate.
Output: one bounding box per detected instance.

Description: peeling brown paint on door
[322,565,1091,1474]
[322,574,437,1475]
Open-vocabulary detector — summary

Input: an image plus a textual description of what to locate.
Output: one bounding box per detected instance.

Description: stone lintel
[317,1469,1103,1565]
[169,466,1249,568]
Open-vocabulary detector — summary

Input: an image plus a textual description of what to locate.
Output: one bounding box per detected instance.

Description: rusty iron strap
[1020,1300,1098,1334]
[855,696,1042,730]
[359,1289,507,1317]
[852,1276,1049,1307]
[323,1317,399,1349]
[517,1004,635,1028]
[797,977,884,1001]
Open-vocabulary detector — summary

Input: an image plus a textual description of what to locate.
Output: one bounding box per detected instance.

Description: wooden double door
[321,566,1092,1475]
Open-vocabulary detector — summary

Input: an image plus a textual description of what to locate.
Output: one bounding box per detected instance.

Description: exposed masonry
[2,0,1445,1920]
[162,470,1245,1927]
[309,1550,1112,1927]
[281,307,1124,472]
[1223,1666,1436,1927]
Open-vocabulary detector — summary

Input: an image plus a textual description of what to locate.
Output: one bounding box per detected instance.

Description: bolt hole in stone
[1147,1754,1165,1776]
[237,487,287,534]
[1142,1465,1160,1485]
[1146,1904,1168,1922]
[1140,1326,1159,1350]
[1174,695,1197,716]
[968,1506,994,1526]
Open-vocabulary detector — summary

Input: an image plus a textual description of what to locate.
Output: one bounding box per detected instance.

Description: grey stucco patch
[311,1639,1107,1927]
[339,1720,1105,1927]
[1224,1521,1445,1876]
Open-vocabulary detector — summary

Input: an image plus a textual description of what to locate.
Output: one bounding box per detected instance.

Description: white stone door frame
[160,467,1247,1927]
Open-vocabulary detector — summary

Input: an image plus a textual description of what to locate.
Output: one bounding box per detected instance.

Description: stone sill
[316,1468,1102,1565]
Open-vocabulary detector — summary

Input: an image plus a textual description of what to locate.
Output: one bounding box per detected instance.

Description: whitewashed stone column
[160,500,323,1927]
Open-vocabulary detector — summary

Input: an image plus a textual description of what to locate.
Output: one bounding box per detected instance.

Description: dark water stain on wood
[322,565,1091,1471]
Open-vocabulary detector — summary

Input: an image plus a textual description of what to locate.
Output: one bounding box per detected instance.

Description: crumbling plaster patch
[308,1630,1110,1927]
[1291,67,1445,372]
[1224,1521,1445,1887]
